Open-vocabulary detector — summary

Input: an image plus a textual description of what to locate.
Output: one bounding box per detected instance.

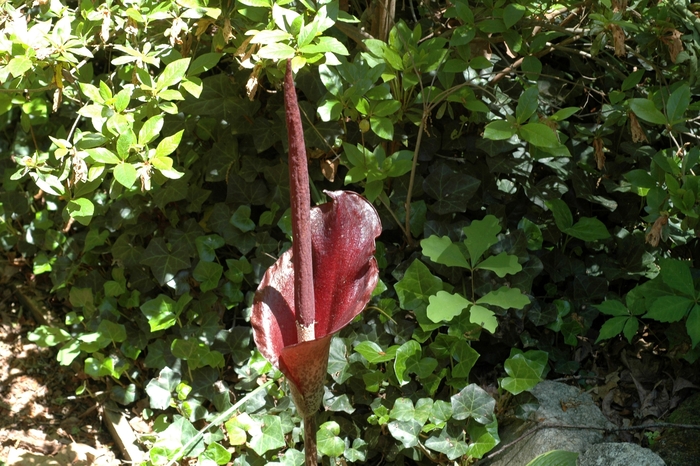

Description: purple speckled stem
[284,60,315,341]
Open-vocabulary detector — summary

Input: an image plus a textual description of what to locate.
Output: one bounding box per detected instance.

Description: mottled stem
[284,60,315,342]
[303,414,318,465]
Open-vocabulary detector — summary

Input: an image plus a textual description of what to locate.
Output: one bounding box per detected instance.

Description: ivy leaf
[388,419,422,448]
[249,415,285,456]
[452,340,479,378]
[394,259,443,312]
[476,252,522,277]
[193,261,223,292]
[425,427,469,460]
[195,235,225,262]
[476,286,530,310]
[427,291,470,323]
[28,326,71,347]
[199,442,231,465]
[500,350,548,395]
[140,294,178,332]
[65,198,94,226]
[316,421,345,457]
[423,163,481,214]
[466,421,499,459]
[451,383,495,424]
[151,415,205,460]
[140,238,191,285]
[394,339,421,386]
[145,367,180,410]
[97,320,127,343]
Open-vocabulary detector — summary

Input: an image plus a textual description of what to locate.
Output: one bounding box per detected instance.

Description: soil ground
[0,287,119,465]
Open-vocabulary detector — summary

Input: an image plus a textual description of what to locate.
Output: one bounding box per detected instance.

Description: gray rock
[486,381,615,466]
[579,442,665,466]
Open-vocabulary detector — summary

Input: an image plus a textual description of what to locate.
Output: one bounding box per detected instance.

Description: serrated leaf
[477,286,530,309]
[644,295,693,322]
[659,258,696,298]
[476,252,522,277]
[687,304,700,349]
[594,300,628,316]
[595,316,629,343]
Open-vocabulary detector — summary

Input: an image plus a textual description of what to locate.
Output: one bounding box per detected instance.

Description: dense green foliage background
[3,0,700,464]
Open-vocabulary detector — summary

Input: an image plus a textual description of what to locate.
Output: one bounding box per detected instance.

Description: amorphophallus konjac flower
[251,61,381,464]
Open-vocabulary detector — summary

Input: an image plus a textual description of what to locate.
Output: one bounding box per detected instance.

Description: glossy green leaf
[394,339,421,386]
[500,350,547,394]
[66,198,94,226]
[427,291,470,323]
[354,341,398,363]
[516,87,539,124]
[519,123,559,148]
[114,162,138,188]
[483,120,516,140]
[421,235,470,268]
[317,421,344,457]
[526,449,579,466]
[476,252,522,277]
[477,286,530,309]
[463,215,501,264]
[193,260,223,292]
[659,258,696,298]
[645,295,693,322]
[469,304,498,333]
[451,383,495,424]
[630,98,667,125]
[394,259,443,311]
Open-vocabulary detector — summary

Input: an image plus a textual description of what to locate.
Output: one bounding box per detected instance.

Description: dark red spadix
[251,62,382,422]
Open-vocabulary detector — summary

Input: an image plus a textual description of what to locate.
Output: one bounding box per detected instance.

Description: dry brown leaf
[245,63,263,101]
[610,24,626,57]
[645,214,668,247]
[629,112,648,143]
[320,158,339,182]
[593,137,606,170]
[612,0,627,12]
[195,19,215,39]
[661,28,684,63]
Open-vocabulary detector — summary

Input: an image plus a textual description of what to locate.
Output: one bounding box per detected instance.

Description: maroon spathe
[251,61,381,418]
[252,191,381,415]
